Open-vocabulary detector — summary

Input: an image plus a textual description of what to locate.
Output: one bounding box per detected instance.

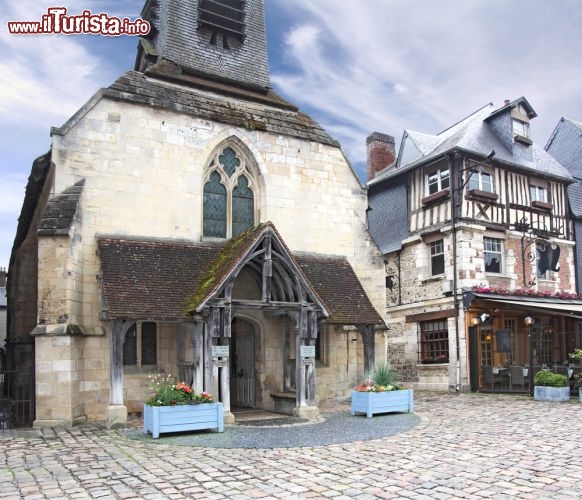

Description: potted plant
[568,348,582,364]
[533,370,570,402]
[351,363,413,418]
[143,373,224,438]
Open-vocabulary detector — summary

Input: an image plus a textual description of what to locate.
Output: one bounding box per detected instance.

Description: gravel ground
[127,410,421,448]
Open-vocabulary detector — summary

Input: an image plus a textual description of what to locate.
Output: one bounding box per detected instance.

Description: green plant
[355,362,402,392]
[371,362,396,387]
[146,373,214,406]
[533,370,569,388]
[568,348,582,362]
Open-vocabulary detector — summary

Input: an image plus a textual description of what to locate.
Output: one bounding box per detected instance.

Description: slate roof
[38,180,84,235]
[54,71,339,149]
[545,117,582,218]
[97,224,384,326]
[370,102,573,186]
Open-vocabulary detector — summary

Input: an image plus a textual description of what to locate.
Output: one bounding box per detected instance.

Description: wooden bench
[270,392,296,415]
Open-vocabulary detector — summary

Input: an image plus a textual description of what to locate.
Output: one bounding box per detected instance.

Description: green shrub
[371,362,396,387]
[533,370,569,387]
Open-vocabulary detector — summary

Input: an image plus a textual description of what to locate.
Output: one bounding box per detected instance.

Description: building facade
[7,0,386,427]
[368,98,581,393]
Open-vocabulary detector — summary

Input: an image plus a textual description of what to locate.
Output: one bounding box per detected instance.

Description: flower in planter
[354,363,403,392]
[146,373,214,406]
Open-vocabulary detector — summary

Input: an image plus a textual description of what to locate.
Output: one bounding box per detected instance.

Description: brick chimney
[0,267,5,287]
[366,132,395,182]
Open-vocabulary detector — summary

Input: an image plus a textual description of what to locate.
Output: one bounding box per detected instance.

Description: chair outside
[483,366,505,390]
[509,365,527,391]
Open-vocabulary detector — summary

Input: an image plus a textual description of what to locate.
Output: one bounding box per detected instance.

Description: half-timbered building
[6,0,386,428]
[368,98,582,394]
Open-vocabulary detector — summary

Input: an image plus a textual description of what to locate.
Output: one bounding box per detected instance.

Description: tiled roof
[97,224,383,326]
[97,237,220,321]
[295,253,384,325]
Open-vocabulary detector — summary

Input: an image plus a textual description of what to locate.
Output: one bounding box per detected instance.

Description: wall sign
[300,345,315,358]
[212,346,229,358]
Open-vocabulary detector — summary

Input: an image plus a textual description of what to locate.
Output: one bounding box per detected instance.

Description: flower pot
[143,403,224,438]
[533,386,570,402]
[351,389,414,418]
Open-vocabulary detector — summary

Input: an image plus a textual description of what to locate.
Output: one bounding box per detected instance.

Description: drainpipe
[449,151,462,392]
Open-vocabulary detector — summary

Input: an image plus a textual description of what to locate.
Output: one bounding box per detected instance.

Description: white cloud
[268,0,582,177]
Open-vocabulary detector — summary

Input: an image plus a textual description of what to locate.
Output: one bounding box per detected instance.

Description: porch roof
[464,291,582,319]
[97,224,384,326]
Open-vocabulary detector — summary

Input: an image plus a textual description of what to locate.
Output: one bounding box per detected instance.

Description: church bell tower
[135,0,271,92]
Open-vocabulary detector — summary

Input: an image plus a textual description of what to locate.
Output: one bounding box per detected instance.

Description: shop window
[123,322,157,366]
[419,319,449,364]
[484,237,503,274]
[479,326,493,367]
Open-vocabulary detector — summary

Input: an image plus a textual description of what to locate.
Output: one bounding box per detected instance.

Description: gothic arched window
[203,146,256,238]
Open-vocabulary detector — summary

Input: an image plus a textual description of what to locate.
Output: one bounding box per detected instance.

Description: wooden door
[231,319,255,408]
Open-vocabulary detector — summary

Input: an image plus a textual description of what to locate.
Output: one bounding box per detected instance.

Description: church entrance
[230,318,256,408]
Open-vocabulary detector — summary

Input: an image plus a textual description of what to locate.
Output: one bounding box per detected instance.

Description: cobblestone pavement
[1,392,582,499]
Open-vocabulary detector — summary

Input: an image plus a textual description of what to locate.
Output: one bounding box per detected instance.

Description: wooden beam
[406,309,456,323]
[109,320,134,405]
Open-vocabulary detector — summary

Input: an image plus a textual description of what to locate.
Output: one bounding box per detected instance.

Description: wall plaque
[212,345,229,358]
[300,345,315,358]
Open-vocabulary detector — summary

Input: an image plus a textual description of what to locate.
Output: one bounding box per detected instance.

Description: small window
[530,185,548,203]
[513,118,530,139]
[427,167,450,195]
[468,170,494,193]
[419,319,449,364]
[123,322,157,366]
[484,237,503,274]
[430,239,445,276]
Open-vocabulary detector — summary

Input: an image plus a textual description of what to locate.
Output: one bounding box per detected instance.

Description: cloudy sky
[1,0,582,268]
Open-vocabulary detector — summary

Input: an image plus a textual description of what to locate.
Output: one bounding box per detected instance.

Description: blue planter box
[533,386,570,402]
[351,389,414,418]
[144,403,224,438]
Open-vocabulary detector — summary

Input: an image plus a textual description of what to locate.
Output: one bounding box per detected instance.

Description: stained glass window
[203,146,256,238]
[203,171,227,237]
[219,147,240,178]
[232,175,254,236]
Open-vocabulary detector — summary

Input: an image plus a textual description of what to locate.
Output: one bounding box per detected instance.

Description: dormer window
[512,118,530,138]
[512,118,533,145]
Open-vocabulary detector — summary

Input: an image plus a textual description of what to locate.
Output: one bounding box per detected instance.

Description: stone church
[7,0,386,427]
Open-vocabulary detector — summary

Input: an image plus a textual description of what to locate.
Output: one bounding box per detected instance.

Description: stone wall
[384,221,576,392]
[32,90,386,423]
